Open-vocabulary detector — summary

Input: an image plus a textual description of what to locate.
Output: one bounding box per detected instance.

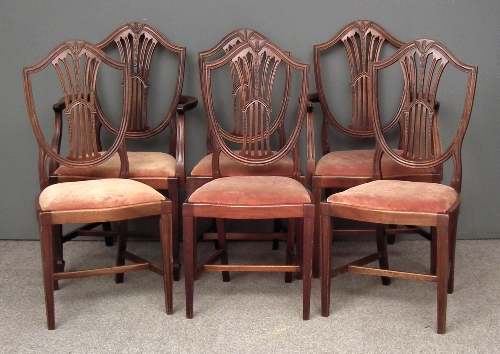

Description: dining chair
[320,38,477,333]
[308,20,442,277]
[183,38,314,319]
[23,40,174,329]
[186,28,295,249]
[51,22,197,280]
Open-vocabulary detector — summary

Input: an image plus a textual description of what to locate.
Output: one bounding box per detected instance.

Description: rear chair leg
[115,220,128,284]
[375,224,391,286]
[216,218,230,282]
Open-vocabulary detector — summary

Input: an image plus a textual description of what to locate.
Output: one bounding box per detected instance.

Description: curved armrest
[175,95,197,186]
[176,95,198,113]
[307,92,319,103]
[52,97,66,112]
[49,97,65,176]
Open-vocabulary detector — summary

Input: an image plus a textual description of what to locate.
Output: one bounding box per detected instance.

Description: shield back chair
[183,38,314,319]
[186,29,295,248]
[308,20,443,277]
[51,23,197,280]
[320,39,477,333]
[23,40,174,329]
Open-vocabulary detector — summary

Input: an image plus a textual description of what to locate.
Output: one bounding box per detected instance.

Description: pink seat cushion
[39,179,165,212]
[190,151,294,177]
[188,176,311,206]
[326,180,458,213]
[315,150,436,178]
[55,152,176,179]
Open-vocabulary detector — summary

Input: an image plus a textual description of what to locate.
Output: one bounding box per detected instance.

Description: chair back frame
[96,22,185,140]
[23,40,132,190]
[313,20,405,155]
[370,39,478,193]
[199,29,290,155]
[200,39,309,180]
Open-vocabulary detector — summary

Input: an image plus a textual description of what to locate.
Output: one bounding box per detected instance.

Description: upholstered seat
[326,180,458,213]
[190,152,294,177]
[55,152,176,181]
[189,176,311,206]
[315,150,436,178]
[39,179,166,212]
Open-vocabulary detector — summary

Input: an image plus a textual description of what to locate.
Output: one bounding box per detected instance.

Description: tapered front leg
[168,179,181,281]
[302,215,313,320]
[312,187,322,278]
[320,213,332,317]
[436,216,450,334]
[447,212,459,294]
[183,215,196,319]
[160,212,173,314]
[40,224,56,330]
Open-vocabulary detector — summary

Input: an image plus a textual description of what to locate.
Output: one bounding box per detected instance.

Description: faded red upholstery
[190,151,294,177]
[55,152,176,179]
[315,150,436,178]
[39,179,165,212]
[188,176,310,206]
[326,180,458,213]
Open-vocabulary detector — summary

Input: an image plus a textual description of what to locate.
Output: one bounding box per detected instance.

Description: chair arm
[306,98,315,186]
[176,95,198,113]
[49,97,65,176]
[52,97,65,112]
[307,92,319,103]
[175,95,197,186]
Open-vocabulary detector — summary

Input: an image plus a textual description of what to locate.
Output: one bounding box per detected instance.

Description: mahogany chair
[51,23,197,280]
[186,29,294,247]
[308,20,442,277]
[320,39,477,333]
[183,38,314,319]
[23,40,174,329]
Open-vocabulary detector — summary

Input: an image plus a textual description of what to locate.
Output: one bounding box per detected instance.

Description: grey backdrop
[1,0,499,240]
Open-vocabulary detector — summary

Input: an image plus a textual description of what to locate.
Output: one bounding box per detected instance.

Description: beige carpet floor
[1,239,499,353]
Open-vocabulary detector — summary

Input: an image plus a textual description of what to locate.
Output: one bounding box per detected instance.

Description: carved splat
[201,38,308,177]
[342,21,392,131]
[313,21,404,144]
[110,23,158,132]
[230,39,283,158]
[398,39,449,160]
[51,41,102,161]
[198,29,291,155]
[23,40,131,190]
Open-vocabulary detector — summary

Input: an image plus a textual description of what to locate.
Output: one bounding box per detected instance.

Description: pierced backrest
[371,39,477,192]
[314,20,404,153]
[200,39,309,180]
[199,29,288,154]
[96,22,185,139]
[23,40,131,190]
